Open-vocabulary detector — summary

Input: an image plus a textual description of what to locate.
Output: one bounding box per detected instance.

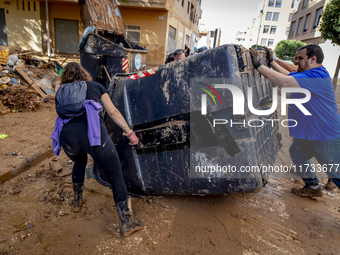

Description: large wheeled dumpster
[94,45,282,196]
[78,0,148,89]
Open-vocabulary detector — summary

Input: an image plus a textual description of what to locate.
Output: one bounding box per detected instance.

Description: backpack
[55,81,87,119]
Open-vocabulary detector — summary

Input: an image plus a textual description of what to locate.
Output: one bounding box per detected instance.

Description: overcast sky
[200,0,263,44]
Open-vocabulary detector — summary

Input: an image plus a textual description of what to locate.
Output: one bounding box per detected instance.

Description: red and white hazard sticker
[129,68,157,80]
[122,58,128,72]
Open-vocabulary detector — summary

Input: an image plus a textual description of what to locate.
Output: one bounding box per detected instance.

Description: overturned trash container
[78,0,148,88]
[94,45,282,196]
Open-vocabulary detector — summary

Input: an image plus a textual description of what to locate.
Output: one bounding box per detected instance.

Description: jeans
[289,137,340,188]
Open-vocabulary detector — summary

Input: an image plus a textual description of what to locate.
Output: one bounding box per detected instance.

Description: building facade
[288,0,329,44]
[288,0,339,79]
[0,0,201,68]
[247,0,296,49]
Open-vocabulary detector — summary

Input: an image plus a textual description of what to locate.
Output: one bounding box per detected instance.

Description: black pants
[60,121,129,203]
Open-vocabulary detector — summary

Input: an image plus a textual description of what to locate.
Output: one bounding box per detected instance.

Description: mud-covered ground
[1,102,340,255]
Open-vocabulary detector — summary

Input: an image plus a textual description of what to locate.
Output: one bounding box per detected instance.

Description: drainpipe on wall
[45,0,51,60]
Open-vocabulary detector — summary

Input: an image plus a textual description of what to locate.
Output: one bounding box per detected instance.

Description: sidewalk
[0,103,57,184]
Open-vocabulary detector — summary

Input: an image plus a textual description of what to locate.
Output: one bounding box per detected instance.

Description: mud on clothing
[288,66,340,188]
[60,81,129,203]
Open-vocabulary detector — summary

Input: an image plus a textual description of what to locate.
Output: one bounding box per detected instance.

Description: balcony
[116,0,167,9]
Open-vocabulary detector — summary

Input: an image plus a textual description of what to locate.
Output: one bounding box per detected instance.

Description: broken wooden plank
[15,67,46,98]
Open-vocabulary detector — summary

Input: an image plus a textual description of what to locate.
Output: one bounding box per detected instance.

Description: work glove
[249,48,262,69]
[263,46,274,64]
[123,130,139,146]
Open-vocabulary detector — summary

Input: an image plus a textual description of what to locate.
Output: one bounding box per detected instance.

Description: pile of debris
[0,46,63,116]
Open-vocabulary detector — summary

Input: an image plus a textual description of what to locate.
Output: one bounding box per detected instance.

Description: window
[266,12,272,20]
[302,0,308,8]
[268,0,274,7]
[167,26,176,54]
[181,0,184,6]
[289,21,296,37]
[125,25,141,44]
[28,1,30,11]
[303,13,310,32]
[253,18,256,24]
[276,0,282,7]
[296,17,303,35]
[273,12,280,21]
[313,7,323,29]
[263,25,270,33]
[187,1,190,13]
[268,39,274,47]
[33,1,36,11]
[22,0,24,10]
[270,26,277,34]
[286,27,290,35]
[291,0,295,8]
[261,39,267,46]
[288,13,292,22]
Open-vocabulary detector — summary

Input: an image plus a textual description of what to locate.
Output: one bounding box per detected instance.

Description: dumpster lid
[84,0,125,34]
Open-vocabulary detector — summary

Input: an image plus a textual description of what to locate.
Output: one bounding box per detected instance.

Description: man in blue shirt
[249,44,340,198]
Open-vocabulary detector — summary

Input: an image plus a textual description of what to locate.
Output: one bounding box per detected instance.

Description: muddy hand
[123,130,139,146]
[263,46,274,65]
[249,48,262,69]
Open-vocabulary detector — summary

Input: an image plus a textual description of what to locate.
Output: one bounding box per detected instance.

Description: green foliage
[274,40,306,61]
[319,0,340,45]
[251,44,263,49]
[121,0,129,3]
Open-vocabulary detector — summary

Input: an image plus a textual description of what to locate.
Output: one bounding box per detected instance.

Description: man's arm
[275,59,298,72]
[257,65,300,88]
[270,61,290,75]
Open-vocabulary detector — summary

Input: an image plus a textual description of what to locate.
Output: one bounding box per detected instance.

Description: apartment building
[288,0,329,44]
[232,31,248,47]
[0,0,201,68]
[288,0,339,79]
[247,0,296,49]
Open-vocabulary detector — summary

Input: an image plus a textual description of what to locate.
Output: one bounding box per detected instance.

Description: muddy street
[1,103,340,255]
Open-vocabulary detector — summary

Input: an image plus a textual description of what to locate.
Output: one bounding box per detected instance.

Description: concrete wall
[119,8,168,68]
[0,0,42,50]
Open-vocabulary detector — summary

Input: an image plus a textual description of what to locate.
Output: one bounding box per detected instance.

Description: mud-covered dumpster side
[96,45,281,196]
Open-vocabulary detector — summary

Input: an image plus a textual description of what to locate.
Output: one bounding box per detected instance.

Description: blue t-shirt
[288,66,340,140]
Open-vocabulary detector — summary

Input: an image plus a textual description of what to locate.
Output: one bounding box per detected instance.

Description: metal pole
[45,0,51,60]
[255,0,266,49]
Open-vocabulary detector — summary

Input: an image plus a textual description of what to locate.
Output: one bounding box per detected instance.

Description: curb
[0,147,54,185]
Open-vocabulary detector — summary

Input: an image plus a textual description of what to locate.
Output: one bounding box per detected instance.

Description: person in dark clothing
[52,62,142,237]
[165,53,175,64]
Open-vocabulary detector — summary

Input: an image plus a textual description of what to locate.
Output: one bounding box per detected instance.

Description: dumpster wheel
[93,163,112,189]
[93,163,146,197]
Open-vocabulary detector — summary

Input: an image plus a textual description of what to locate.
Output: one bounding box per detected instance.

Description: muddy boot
[325,178,337,191]
[72,182,86,213]
[116,197,143,237]
[292,185,323,198]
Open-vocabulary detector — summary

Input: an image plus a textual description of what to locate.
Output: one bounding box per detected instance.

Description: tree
[274,40,306,61]
[319,0,340,90]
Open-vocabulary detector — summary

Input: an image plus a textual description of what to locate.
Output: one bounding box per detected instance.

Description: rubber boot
[116,197,143,237]
[72,182,86,213]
